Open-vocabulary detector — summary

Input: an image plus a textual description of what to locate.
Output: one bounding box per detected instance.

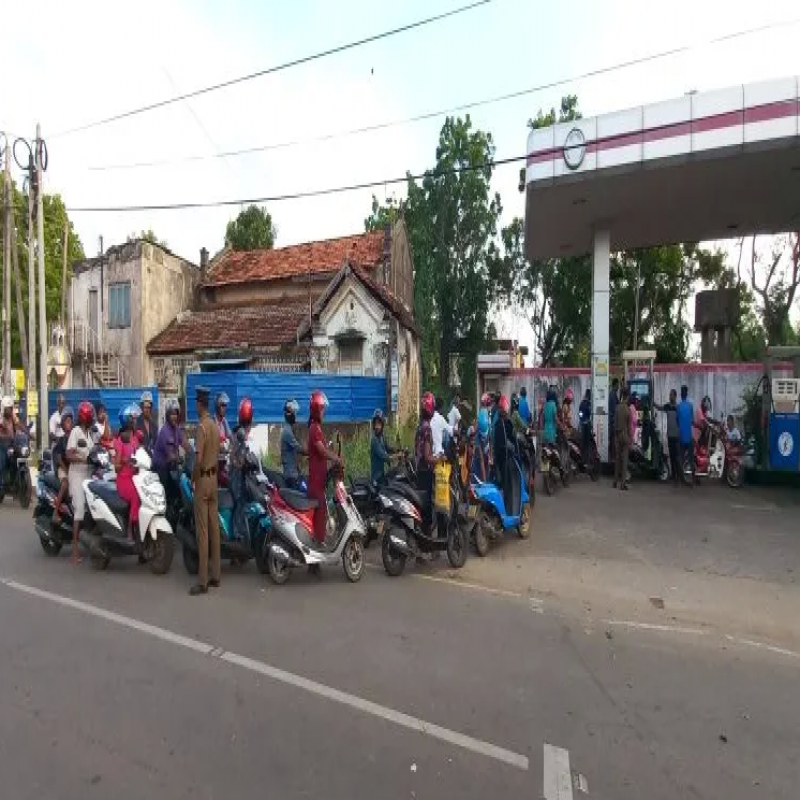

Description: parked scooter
[516,427,537,505]
[82,445,175,573]
[539,440,566,496]
[260,437,367,584]
[470,451,531,556]
[627,406,670,482]
[0,431,33,508]
[378,434,471,577]
[33,446,111,556]
[176,448,272,574]
[565,428,601,482]
[683,421,744,488]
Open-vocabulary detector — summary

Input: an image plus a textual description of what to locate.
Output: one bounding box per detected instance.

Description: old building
[68,240,198,387]
[146,223,420,423]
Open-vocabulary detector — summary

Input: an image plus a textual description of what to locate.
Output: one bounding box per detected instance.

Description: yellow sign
[593,358,608,377]
[27,391,39,418]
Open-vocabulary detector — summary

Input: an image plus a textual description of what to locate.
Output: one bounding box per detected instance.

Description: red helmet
[309,390,328,422]
[565,387,574,403]
[480,392,493,408]
[77,401,94,427]
[238,397,253,426]
[498,394,510,415]
[420,392,435,418]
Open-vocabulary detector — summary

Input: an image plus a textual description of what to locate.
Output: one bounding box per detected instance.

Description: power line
[83,16,800,173]
[51,0,491,139]
[67,153,525,213]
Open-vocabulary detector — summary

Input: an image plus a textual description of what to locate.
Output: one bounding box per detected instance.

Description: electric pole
[2,140,11,394]
[27,150,35,401]
[633,261,641,350]
[36,124,48,449]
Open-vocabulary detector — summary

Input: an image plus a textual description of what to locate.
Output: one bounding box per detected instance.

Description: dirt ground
[419,475,800,647]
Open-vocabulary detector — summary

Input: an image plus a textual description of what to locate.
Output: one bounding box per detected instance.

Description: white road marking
[543,743,573,800]
[725,635,800,660]
[730,504,776,512]
[407,572,523,599]
[604,620,706,635]
[0,578,529,771]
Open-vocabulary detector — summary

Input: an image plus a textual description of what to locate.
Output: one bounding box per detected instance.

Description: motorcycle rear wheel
[446,522,467,569]
[726,462,744,488]
[18,472,32,509]
[473,512,491,557]
[381,528,407,577]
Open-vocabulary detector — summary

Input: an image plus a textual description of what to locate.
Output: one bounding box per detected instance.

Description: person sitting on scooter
[492,395,516,481]
[561,388,575,436]
[0,396,21,495]
[510,394,526,434]
[136,391,158,454]
[66,401,95,564]
[51,406,74,524]
[518,386,532,426]
[115,405,142,542]
[579,389,592,462]
[542,388,558,449]
[307,391,342,553]
[726,415,742,444]
[370,409,396,485]
[281,399,307,490]
[153,398,184,509]
[472,393,492,482]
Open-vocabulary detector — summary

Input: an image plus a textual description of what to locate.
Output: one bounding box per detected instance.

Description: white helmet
[1,395,13,412]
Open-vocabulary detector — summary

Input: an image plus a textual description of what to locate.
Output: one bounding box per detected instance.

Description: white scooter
[81,446,175,574]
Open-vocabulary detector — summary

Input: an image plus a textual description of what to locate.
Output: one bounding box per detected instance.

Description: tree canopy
[128,229,167,247]
[225,205,276,251]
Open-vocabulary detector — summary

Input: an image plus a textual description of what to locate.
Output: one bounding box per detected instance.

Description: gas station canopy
[524,77,800,260]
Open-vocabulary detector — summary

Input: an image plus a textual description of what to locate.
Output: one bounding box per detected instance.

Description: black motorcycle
[627,407,670,482]
[566,427,601,481]
[540,440,566,496]
[1,431,33,509]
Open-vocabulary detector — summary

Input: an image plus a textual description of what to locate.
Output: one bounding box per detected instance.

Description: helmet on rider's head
[284,398,300,423]
[520,386,527,398]
[498,394,510,415]
[480,392,492,408]
[420,392,435,419]
[1,395,13,413]
[309,391,328,422]
[215,392,230,410]
[118,403,140,431]
[139,390,153,408]
[701,395,712,416]
[60,405,74,424]
[564,387,574,404]
[78,401,94,427]
[511,393,519,411]
[477,407,489,437]
[238,397,253,427]
[165,398,180,418]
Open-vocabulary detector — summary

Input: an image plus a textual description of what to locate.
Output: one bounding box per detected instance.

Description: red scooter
[683,421,744,488]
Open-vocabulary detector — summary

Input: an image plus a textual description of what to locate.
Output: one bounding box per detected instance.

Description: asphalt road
[1,504,798,799]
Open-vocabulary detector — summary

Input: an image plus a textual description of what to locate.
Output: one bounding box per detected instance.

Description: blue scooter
[470,452,531,557]
[176,448,271,575]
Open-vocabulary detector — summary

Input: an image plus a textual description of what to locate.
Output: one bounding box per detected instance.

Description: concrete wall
[485,363,791,438]
[140,243,198,384]
[389,219,414,311]
[201,274,334,307]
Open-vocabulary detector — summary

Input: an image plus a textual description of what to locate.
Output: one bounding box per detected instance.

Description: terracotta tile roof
[205,231,386,287]
[147,302,310,355]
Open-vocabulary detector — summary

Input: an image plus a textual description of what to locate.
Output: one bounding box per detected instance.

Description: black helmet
[519,386,527,398]
[511,393,519,411]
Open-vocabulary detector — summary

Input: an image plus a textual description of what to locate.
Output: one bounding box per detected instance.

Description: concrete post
[591,229,611,462]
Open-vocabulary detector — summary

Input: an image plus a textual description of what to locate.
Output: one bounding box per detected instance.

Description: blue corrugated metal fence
[185,372,385,425]
[24,387,160,428]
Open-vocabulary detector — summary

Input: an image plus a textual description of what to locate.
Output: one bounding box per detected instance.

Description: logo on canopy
[563,127,586,170]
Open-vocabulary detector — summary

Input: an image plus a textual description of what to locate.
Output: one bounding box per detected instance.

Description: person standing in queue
[137,391,158,453]
[190,386,221,596]
[613,386,631,490]
[306,392,342,572]
[214,392,232,442]
[281,399,307,489]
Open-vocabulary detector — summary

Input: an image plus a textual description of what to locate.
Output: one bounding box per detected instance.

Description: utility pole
[2,140,11,394]
[36,124,48,449]
[11,225,29,378]
[27,151,35,400]
[60,225,68,324]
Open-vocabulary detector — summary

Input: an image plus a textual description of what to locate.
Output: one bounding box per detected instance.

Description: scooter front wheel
[473,512,490,557]
[267,541,291,585]
[342,537,365,582]
[446,522,467,569]
[381,528,407,577]
[149,535,174,575]
[726,461,744,488]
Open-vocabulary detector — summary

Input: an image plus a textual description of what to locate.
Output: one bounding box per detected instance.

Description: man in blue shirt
[280,399,307,488]
[370,409,396,484]
[676,385,695,485]
[518,387,531,426]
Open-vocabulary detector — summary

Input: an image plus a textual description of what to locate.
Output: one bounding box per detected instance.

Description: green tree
[224,205,276,251]
[364,195,401,232]
[402,116,502,395]
[0,184,85,368]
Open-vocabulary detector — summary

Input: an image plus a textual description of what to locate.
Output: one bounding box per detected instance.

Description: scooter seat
[87,480,130,515]
[386,481,428,511]
[42,471,61,493]
[279,488,318,511]
[218,488,234,510]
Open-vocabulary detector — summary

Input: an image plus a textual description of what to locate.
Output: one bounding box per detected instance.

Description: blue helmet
[477,407,489,437]
[118,403,141,431]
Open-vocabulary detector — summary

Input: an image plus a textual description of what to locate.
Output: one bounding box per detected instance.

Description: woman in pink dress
[114,405,141,540]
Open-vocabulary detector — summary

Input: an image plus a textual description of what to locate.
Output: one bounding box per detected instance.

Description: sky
[3,0,799,350]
